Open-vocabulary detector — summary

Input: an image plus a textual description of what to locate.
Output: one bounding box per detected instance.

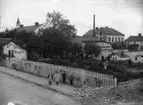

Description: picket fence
[4,58,117,88]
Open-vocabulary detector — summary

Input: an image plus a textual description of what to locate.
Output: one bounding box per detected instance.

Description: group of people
[48,70,74,86]
[100,54,112,70]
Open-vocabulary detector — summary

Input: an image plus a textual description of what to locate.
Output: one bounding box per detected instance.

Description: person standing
[48,74,52,85]
[62,71,67,84]
[54,72,60,85]
[69,73,74,85]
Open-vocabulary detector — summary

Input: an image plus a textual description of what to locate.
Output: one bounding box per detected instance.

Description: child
[54,72,60,85]
[48,74,52,85]
[69,73,74,85]
[62,71,67,84]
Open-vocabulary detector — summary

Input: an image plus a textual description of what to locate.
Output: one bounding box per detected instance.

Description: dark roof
[69,36,111,46]
[0,38,12,46]
[83,27,124,37]
[126,36,143,42]
[16,24,42,33]
[68,36,83,46]
[83,30,96,37]
[13,40,26,49]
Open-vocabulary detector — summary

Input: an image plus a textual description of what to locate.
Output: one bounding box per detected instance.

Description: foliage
[112,42,126,49]
[127,44,139,51]
[84,43,101,58]
[46,10,77,37]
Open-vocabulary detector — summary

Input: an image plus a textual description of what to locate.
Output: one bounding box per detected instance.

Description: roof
[69,36,112,46]
[126,36,143,42]
[68,36,83,46]
[0,38,12,46]
[16,24,42,33]
[13,40,27,49]
[83,27,124,37]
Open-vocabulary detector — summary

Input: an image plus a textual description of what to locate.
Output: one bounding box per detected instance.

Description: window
[8,50,11,57]
[8,50,14,57]
[11,50,14,57]
[100,37,102,41]
[122,38,124,42]
[119,38,120,42]
[108,37,111,42]
[112,37,114,42]
[115,37,117,42]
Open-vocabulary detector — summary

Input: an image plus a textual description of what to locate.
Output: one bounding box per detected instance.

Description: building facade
[0,38,27,60]
[126,33,143,50]
[83,27,125,43]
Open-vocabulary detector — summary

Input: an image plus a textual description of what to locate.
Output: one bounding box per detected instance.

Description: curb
[0,70,75,100]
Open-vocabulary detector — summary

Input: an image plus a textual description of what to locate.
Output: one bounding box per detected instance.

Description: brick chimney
[93,15,95,37]
[35,22,39,26]
[138,33,142,36]
[20,24,24,28]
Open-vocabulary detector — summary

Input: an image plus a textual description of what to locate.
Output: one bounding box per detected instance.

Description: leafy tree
[84,43,101,58]
[42,28,70,58]
[128,44,139,51]
[45,10,77,37]
[112,42,126,49]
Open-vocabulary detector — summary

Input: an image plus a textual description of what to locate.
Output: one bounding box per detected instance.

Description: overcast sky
[0,0,143,38]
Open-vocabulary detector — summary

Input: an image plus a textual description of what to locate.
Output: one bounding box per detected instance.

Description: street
[0,71,81,105]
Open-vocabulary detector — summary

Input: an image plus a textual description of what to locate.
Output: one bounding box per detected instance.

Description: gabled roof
[16,24,42,33]
[83,27,124,37]
[126,36,143,42]
[0,38,12,46]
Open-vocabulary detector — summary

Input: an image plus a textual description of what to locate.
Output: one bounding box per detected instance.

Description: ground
[0,66,143,105]
[0,72,81,105]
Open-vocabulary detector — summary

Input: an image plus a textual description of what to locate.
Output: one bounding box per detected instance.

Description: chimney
[96,27,99,30]
[20,24,23,28]
[35,22,39,26]
[138,33,142,36]
[93,15,95,37]
[105,26,108,28]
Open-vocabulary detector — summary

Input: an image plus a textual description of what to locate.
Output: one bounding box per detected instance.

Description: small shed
[0,38,27,60]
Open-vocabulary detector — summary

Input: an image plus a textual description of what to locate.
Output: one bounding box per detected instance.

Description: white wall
[106,35,124,43]
[98,35,124,43]
[3,42,27,60]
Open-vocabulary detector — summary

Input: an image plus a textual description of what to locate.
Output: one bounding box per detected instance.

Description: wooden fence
[4,58,117,88]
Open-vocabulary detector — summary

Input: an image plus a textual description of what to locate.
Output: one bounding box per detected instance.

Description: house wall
[3,42,27,60]
[99,35,124,43]
[126,41,143,50]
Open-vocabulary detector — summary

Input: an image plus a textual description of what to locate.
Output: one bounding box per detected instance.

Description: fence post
[114,78,117,87]
[82,70,84,86]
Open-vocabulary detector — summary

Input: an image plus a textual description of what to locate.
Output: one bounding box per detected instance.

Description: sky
[0,0,143,38]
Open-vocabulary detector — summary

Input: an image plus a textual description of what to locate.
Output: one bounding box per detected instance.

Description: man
[62,71,66,84]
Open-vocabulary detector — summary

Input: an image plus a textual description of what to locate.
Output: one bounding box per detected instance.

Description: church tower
[16,15,21,28]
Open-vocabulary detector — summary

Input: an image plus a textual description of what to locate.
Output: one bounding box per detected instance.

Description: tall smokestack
[93,15,95,37]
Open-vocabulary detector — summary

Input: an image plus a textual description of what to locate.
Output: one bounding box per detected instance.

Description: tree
[84,43,101,58]
[112,42,126,50]
[42,28,70,58]
[45,10,77,37]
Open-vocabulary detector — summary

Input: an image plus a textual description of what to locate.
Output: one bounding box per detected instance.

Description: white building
[0,38,27,60]
[83,26,125,43]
